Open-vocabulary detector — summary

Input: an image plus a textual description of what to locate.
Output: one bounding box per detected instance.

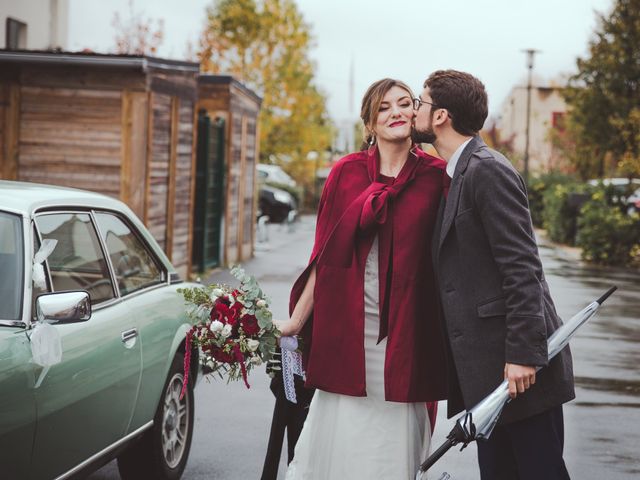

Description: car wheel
[117,353,194,480]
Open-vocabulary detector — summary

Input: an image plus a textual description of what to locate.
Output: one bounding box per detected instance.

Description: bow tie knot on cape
[360,182,404,229]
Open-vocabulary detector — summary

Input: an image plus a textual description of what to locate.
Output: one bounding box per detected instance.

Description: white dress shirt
[446,138,473,179]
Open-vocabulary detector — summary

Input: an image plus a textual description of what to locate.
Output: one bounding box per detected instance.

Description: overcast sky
[68,0,614,121]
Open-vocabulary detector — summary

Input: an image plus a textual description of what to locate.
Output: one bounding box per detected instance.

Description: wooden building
[0,50,198,278]
[195,75,261,267]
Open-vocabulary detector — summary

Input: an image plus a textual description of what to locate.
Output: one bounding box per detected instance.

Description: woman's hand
[274,318,302,337]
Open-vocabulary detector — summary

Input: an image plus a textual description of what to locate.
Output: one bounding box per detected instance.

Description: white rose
[250,355,263,365]
[210,320,224,333]
[221,324,233,338]
[210,288,224,300]
[247,339,260,352]
[256,299,267,308]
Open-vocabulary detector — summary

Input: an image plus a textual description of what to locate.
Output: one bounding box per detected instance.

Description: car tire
[117,353,194,480]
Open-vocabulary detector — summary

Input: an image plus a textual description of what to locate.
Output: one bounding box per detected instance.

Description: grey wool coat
[432,136,575,424]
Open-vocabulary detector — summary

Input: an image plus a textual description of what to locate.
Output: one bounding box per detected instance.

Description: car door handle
[121,328,138,344]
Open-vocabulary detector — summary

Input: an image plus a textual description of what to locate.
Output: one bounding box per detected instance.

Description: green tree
[561,0,640,179]
[198,0,334,203]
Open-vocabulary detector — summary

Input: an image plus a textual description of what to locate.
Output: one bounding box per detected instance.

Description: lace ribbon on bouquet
[280,336,305,404]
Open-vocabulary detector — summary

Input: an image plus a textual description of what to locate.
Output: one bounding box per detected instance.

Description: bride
[276,78,449,479]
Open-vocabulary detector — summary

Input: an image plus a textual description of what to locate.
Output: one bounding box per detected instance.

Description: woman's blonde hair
[360,78,414,149]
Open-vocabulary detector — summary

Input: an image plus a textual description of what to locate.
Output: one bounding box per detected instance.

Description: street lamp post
[522,49,540,184]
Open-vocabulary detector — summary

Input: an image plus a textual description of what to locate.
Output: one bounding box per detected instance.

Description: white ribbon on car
[32,239,57,290]
[30,239,63,384]
[31,322,62,368]
[280,336,305,404]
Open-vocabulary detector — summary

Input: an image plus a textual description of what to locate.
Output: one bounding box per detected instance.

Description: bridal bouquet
[178,265,280,398]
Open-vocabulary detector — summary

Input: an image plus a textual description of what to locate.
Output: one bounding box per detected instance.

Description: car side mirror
[36,291,92,324]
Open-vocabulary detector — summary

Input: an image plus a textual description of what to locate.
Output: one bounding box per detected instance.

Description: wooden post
[129,92,149,219]
[2,85,20,180]
[165,96,179,261]
[144,91,154,225]
[187,103,199,277]
[237,115,248,262]
[120,89,132,204]
[223,112,232,266]
[251,121,260,258]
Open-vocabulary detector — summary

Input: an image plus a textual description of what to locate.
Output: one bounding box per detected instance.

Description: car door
[30,211,142,480]
[92,211,182,431]
[0,211,36,480]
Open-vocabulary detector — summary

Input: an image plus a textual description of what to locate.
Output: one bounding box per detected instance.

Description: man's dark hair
[424,70,488,136]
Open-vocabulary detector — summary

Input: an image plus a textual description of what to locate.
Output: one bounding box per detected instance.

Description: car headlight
[273,191,292,204]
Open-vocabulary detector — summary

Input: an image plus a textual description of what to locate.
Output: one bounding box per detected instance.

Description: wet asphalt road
[89,216,640,480]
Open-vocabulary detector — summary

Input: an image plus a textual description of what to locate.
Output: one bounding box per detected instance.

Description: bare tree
[112,0,165,56]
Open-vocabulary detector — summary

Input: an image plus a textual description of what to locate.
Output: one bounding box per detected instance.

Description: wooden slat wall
[169,100,194,277]
[146,93,172,251]
[17,86,121,194]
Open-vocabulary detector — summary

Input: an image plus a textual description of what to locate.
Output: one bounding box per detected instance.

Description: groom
[414,70,574,479]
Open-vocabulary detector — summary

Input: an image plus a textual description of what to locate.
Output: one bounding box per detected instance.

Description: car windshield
[0,211,24,321]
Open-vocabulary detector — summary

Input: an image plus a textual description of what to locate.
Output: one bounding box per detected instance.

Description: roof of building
[199,74,262,104]
[0,49,200,73]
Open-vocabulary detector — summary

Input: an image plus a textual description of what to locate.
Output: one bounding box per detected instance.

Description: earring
[368,134,376,146]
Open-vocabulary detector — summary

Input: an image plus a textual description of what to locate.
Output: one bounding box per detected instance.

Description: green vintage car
[0,181,200,480]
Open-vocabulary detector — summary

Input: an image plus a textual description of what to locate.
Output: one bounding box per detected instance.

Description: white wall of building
[498,85,567,172]
[0,0,69,50]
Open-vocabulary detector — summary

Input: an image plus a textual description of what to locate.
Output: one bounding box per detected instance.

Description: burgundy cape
[290,146,448,409]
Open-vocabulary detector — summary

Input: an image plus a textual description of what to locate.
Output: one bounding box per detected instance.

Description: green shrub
[527,171,575,227]
[542,182,590,245]
[576,190,640,267]
[527,171,576,227]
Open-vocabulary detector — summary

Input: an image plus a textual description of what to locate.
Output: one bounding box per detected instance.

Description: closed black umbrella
[416,286,617,479]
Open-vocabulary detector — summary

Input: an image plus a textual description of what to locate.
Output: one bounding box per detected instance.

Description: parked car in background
[256,163,297,188]
[626,187,640,215]
[587,178,640,216]
[0,181,199,480]
[587,177,640,203]
[258,184,297,223]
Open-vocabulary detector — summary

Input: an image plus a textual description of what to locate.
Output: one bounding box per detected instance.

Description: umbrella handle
[596,286,617,304]
[417,437,455,475]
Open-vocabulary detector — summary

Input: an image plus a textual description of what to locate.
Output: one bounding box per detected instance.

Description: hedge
[576,190,640,267]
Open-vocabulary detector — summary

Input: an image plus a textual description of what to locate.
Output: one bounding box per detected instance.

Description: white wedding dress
[285,237,431,480]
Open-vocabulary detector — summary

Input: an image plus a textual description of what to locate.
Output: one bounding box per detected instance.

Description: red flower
[241,314,260,335]
[231,300,243,316]
[210,342,236,364]
[211,300,242,326]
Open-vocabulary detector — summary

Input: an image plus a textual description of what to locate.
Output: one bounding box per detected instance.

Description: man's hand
[504,363,536,399]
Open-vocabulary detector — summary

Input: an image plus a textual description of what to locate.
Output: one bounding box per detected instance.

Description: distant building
[498,84,567,172]
[1,0,69,50]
